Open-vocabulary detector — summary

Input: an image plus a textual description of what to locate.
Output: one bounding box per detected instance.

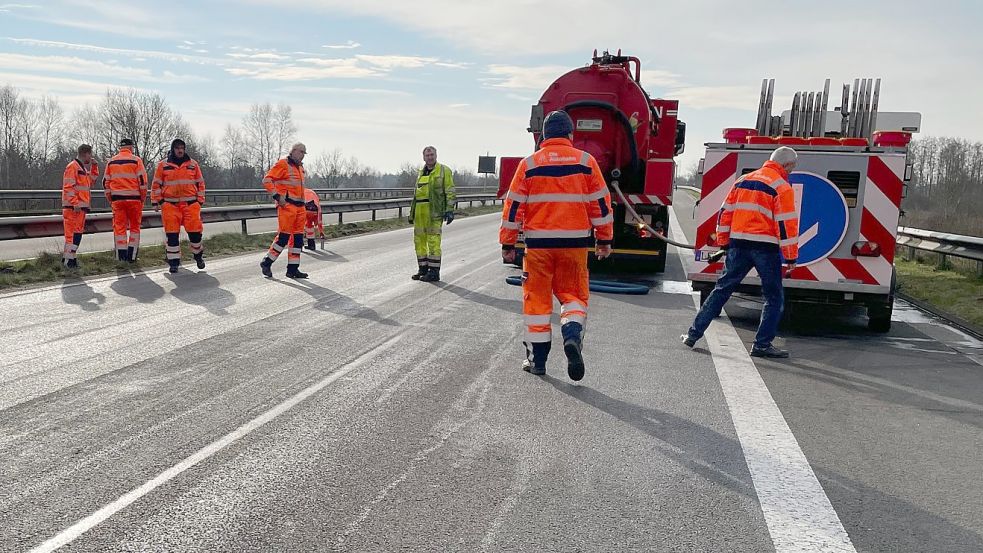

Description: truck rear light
[851,241,881,257]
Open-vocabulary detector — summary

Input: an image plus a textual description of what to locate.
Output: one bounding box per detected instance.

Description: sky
[1,0,981,174]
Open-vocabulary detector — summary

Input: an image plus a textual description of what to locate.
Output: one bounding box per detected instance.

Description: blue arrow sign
[788,171,849,265]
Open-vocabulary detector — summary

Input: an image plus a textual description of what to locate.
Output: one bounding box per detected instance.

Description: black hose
[505,275,649,295]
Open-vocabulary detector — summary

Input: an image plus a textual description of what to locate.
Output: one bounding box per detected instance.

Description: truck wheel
[867,305,893,333]
[868,269,897,333]
[699,289,710,306]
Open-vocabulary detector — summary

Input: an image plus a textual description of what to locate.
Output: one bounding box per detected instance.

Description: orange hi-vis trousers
[162,201,204,264]
[267,203,306,265]
[62,209,86,263]
[111,199,143,260]
[521,248,590,343]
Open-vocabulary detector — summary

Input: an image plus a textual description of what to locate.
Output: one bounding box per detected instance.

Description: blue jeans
[688,245,784,349]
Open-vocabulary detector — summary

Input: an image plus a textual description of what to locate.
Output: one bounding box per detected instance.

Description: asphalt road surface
[0,191,980,552]
[0,208,405,262]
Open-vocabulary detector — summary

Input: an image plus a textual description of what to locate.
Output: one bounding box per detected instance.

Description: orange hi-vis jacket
[716,160,800,262]
[304,188,324,231]
[103,146,148,203]
[152,156,205,205]
[263,157,306,206]
[500,137,614,249]
[62,158,99,210]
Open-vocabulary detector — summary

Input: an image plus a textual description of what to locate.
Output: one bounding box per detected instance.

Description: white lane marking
[672,203,857,553]
[28,334,403,553]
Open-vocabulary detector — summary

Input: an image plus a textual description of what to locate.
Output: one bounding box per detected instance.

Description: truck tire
[867,269,896,333]
[699,288,710,307]
[867,305,893,333]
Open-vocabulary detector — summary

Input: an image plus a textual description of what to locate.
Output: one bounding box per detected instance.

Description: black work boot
[168,259,180,274]
[194,253,205,269]
[260,257,273,278]
[116,249,128,263]
[750,345,790,359]
[286,265,309,279]
[65,259,79,270]
[127,247,137,263]
[306,238,316,250]
[411,265,428,280]
[562,322,586,381]
[521,342,550,376]
[420,267,440,282]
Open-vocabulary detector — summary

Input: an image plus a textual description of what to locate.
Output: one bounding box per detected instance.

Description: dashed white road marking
[670,201,857,552]
[28,335,403,553]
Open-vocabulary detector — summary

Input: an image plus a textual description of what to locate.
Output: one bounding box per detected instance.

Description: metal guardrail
[896,227,983,265]
[0,195,501,241]
[0,187,495,213]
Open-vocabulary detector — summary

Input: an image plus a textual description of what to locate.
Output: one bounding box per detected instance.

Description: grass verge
[0,204,501,290]
[895,257,983,327]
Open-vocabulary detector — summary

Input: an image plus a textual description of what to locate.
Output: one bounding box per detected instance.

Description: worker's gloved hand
[595,244,612,260]
[444,211,454,225]
[152,203,160,213]
[72,205,81,213]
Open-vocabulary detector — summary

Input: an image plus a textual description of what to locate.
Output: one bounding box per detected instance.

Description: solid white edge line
[671,202,857,553]
[29,334,403,553]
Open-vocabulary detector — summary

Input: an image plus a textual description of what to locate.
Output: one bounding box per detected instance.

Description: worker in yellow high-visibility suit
[409,145,455,282]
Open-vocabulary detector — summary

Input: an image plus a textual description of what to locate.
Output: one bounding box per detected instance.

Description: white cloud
[225,60,379,81]
[228,52,290,61]
[665,86,762,111]
[10,0,179,39]
[4,38,225,66]
[274,85,410,96]
[322,40,361,49]
[355,54,437,70]
[0,53,208,85]
[483,64,571,90]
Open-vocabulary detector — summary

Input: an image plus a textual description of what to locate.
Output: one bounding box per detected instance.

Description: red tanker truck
[497,50,686,273]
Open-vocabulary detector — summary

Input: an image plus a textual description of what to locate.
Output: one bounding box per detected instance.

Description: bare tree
[240,102,297,171]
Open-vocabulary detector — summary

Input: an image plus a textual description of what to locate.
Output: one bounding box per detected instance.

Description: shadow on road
[61,278,106,311]
[436,282,522,313]
[543,375,754,497]
[274,278,399,326]
[304,249,348,263]
[165,270,236,316]
[110,268,166,304]
[542,375,983,551]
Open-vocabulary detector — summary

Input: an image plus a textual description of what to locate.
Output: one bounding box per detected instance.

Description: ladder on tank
[754,78,881,139]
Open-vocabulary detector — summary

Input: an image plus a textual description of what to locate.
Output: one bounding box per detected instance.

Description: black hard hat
[119,138,135,147]
[171,138,186,149]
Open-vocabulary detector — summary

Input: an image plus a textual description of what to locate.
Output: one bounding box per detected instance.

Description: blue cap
[542,110,574,139]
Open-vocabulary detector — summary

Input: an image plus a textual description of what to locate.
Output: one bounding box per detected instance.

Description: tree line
[0,83,493,193]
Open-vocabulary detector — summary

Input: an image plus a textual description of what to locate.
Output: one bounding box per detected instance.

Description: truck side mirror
[675,121,686,156]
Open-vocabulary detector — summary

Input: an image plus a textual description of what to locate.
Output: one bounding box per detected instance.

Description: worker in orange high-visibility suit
[61,143,99,269]
[500,111,614,381]
[260,143,309,279]
[683,146,800,359]
[103,138,148,262]
[303,187,325,250]
[152,139,206,274]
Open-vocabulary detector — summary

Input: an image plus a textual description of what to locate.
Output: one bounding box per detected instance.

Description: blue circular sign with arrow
[788,171,849,266]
